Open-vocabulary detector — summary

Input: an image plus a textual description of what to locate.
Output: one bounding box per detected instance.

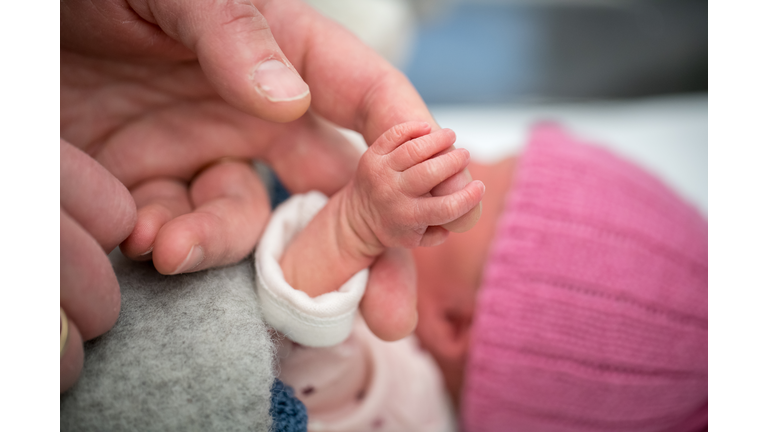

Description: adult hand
[61,0,480,342]
[60,140,137,392]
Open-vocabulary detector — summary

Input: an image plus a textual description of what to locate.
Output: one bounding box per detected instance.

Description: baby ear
[416,296,475,406]
[417,301,474,361]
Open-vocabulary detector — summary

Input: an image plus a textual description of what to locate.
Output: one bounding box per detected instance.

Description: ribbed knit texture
[462,124,708,432]
[270,379,308,432]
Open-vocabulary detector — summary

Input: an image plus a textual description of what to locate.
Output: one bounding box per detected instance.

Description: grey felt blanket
[60,250,276,431]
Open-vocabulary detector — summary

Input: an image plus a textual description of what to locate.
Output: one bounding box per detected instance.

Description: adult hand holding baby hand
[62,0,480,275]
[61,0,482,390]
[350,122,485,253]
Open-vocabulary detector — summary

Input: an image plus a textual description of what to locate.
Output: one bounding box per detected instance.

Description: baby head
[414,125,708,431]
[413,156,515,406]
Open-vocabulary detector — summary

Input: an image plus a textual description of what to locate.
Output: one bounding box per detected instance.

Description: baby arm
[280,122,486,297]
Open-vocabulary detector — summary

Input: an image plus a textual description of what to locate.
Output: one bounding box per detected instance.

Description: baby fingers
[400,148,471,196]
[387,128,457,172]
[369,121,432,155]
[414,180,486,227]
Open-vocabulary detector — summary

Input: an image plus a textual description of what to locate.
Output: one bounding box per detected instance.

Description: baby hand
[345,122,485,255]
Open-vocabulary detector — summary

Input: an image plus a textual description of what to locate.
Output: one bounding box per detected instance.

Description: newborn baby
[415,124,708,431]
[256,123,708,432]
[256,121,481,431]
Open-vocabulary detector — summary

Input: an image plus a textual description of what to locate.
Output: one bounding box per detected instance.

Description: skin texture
[280,122,485,298]
[60,0,481,391]
[60,140,137,392]
[60,0,480,276]
[414,157,517,409]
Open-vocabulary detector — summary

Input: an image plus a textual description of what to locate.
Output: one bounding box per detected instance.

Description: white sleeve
[254,191,368,347]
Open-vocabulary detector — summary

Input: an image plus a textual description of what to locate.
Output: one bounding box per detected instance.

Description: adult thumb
[148,0,311,122]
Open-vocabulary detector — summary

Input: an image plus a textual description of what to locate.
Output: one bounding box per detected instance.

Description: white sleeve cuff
[254,191,368,347]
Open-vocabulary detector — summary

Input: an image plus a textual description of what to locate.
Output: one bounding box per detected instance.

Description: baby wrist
[336,182,386,260]
[254,191,369,347]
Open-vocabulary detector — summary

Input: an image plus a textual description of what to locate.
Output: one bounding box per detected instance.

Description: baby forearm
[279,184,379,298]
[279,121,484,298]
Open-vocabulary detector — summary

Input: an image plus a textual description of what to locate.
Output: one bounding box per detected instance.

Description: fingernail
[172,245,205,274]
[140,245,153,256]
[253,60,309,102]
[60,307,69,358]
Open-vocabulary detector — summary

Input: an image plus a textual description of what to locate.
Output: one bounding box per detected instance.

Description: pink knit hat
[462,125,708,432]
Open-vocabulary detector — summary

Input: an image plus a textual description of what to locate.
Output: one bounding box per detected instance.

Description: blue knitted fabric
[269,171,292,210]
[270,379,308,432]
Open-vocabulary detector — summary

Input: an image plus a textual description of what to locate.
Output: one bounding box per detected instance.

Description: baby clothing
[256,123,707,432]
[462,124,708,432]
[255,192,454,432]
[255,191,368,348]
